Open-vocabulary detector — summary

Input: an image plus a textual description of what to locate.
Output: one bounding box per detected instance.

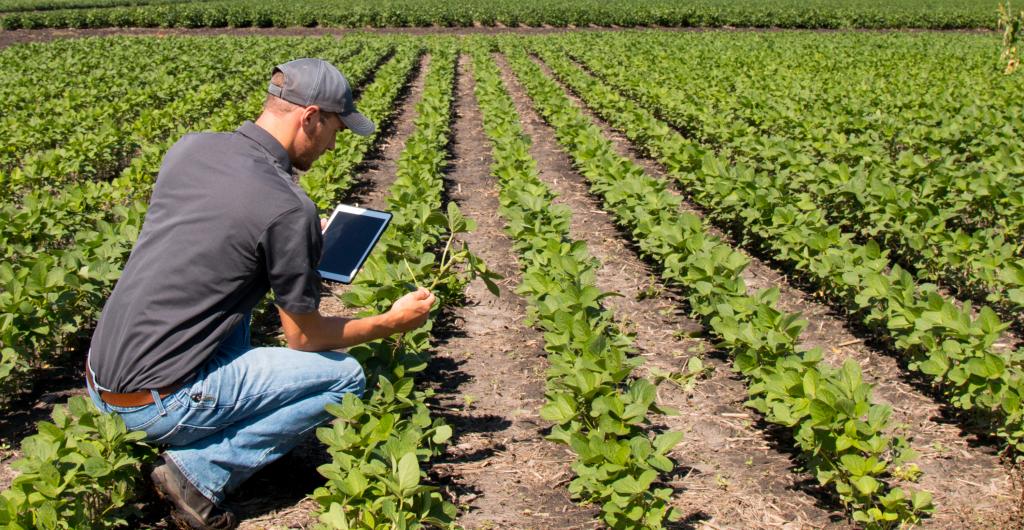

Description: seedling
[650,356,712,392]
[893,463,923,483]
[637,278,665,300]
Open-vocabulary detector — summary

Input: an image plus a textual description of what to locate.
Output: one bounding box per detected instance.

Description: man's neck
[254,113,298,162]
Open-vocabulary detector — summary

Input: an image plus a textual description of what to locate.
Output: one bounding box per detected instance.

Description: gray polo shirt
[89,121,322,393]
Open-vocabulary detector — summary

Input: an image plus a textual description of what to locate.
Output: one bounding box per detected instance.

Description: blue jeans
[86,313,366,505]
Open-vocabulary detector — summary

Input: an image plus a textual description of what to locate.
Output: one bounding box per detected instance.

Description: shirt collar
[236,121,292,173]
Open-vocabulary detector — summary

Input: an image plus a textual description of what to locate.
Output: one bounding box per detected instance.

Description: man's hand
[321,218,328,231]
[386,287,436,332]
[277,287,435,352]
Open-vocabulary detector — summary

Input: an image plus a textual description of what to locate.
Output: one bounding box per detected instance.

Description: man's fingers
[388,288,436,332]
[320,218,328,231]
[415,293,434,310]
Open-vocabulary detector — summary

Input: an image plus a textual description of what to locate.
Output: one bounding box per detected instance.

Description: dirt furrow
[425,53,596,530]
[313,52,431,322]
[493,52,848,529]
[345,53,431,212]
[526,54,1021,528]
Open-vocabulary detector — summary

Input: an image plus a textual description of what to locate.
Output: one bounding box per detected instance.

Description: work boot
[150,456,238,530]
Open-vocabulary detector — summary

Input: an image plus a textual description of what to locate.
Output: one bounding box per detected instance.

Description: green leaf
[83,457,112,478]
[540,394,577,423]
[446,201,467,232]
[654,431,684,454]
[912,490,934,511]
[431,425,453,444]
[854,475,879,496]
[396,452,420,494]
[808,399,836,425]
[319,502,350,529]
[840,454,868,476]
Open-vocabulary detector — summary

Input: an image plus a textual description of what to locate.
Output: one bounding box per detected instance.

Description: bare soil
[524,53,1022,528]
[425,54,596,529]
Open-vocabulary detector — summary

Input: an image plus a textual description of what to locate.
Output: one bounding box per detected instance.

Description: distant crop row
[0,0,1003,30]
[0,0,198,15]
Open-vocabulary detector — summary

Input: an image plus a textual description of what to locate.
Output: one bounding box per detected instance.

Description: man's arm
[278,287,436,351]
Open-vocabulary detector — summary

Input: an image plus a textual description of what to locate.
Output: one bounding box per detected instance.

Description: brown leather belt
[85,363,184,408]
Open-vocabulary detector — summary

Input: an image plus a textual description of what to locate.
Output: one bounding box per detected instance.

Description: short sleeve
[258,206,323,313]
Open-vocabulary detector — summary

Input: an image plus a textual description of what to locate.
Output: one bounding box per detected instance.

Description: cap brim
[340,111,374,137]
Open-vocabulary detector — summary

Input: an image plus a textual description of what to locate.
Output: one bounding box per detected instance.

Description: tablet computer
[318,204,392,284]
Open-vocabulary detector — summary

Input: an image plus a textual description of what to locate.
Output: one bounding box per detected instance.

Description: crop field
[1,22,1023,530]
[0,0,1006,30]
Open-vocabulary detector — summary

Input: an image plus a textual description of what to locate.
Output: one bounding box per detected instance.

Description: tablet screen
[318,205,392,284]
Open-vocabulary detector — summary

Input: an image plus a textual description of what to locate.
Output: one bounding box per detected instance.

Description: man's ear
[299,105,321,128]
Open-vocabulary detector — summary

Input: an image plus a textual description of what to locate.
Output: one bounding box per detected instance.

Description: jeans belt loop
[151,389,167,416]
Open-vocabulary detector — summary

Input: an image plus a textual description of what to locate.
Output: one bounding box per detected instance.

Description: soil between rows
[524,52,1022,528]
[424,54,596,529]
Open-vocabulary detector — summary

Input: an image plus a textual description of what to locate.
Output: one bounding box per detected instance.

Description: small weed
[637,278,665,300]
[651,356,712,392]
[893,463,923,483]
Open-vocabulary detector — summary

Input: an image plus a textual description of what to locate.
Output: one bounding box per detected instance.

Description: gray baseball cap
[267,58,375,137]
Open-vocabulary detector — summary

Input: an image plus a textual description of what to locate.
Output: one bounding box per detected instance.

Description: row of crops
[0,0,200,15]
[1,29,1021,528]
[537,32,1024,456]
[0,0,1005,30]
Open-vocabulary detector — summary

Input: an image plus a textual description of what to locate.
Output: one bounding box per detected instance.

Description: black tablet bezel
[318,204,392,284]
